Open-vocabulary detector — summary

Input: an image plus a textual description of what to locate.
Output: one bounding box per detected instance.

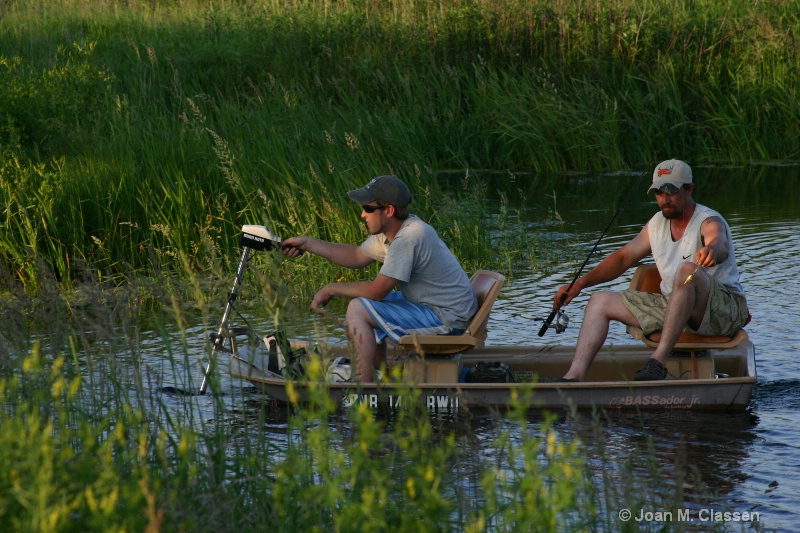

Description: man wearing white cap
[282,175,477,382]
[550,159,749,381]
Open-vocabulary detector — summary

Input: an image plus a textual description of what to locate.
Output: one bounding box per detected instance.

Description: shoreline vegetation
[0,1,785,530]
[2,0,799,289]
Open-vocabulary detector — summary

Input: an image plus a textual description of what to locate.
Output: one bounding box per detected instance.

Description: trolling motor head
[240,225,282,251]
[239,225,304,255]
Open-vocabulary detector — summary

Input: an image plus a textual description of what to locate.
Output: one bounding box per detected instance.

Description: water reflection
[595,411,758,498]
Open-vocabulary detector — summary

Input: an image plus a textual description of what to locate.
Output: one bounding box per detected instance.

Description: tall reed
[1,0,798,288]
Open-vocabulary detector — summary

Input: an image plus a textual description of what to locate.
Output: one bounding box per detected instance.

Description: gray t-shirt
[360,215,477,330]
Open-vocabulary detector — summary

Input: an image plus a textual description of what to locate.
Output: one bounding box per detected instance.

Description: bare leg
[563,291,639,381]
[375,341,387,377]
[649,262,711,365]
[345,299,383,382]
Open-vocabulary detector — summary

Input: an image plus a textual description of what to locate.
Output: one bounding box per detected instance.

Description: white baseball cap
[649,159,693,194]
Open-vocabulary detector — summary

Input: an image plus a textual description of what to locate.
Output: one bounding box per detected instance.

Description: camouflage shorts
[619,278,749,337]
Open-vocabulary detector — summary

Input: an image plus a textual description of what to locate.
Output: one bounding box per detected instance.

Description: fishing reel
[536,308,570,336]
[554,309,570,333]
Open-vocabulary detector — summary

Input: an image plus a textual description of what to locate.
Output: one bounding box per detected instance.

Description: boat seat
[625,264,748,378]
[626,325,749,350]
[397,269,505,356]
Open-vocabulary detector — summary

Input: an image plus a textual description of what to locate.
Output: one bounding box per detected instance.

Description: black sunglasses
[361,204,387,213]
[651,183,690,195]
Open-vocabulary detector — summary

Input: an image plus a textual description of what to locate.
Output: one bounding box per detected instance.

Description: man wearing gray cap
[282,175,477,382]
[549,159,749,381]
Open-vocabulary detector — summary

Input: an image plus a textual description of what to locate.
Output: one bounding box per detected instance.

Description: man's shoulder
[361,234,388,261]
[693,204,731,230]
[397,215,436,238]
[695,203,724,219]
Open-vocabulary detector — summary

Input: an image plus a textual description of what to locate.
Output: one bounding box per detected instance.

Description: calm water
[473,163,800,530]
[150,163,800,530]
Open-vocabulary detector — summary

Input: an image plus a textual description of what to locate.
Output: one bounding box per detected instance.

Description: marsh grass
[2,0,799,288]
[1,309,595,531]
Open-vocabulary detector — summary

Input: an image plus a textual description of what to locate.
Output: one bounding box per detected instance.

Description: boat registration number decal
[342,394,459,411]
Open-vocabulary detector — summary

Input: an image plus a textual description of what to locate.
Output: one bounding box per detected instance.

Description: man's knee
[346,298,368,319]
[673,261,700,287]
[588,291,640,324]
[345,299,379,332]
[586,291,622,311]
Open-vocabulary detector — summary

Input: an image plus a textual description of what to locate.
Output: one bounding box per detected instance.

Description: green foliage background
[1,0,798,289]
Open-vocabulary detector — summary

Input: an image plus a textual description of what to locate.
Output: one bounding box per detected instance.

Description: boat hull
[229,341,756,412]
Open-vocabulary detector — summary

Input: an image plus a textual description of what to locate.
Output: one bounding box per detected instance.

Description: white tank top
[647,203,744,295]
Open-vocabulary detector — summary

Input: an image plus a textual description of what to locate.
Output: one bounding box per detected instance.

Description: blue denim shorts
[356,292,456,344]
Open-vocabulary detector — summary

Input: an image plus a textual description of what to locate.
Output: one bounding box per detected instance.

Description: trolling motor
[162,225,298,396]
[199,226,284,394]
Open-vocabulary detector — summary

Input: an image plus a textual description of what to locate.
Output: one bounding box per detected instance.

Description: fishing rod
[537,154,660,337]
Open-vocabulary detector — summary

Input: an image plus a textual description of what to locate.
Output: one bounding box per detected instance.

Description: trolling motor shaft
[199,244,253,395]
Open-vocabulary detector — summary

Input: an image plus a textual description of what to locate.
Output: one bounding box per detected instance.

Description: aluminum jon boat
[229,339,756,412]
[220,229,756,412]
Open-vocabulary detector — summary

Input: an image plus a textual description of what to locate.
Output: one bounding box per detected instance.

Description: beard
[661,206,682,219]
[366,220,383,235]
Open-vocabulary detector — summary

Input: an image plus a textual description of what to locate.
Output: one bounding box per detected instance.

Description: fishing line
[537,154,661,337]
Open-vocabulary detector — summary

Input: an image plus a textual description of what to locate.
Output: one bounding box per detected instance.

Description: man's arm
[555,225,652,306]
[281,236,375,269]
[695,216,730,267]
[310,273,398,312]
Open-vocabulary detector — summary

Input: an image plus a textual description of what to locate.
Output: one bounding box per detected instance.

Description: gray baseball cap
[347,175,413,207]
[649,159,693,194]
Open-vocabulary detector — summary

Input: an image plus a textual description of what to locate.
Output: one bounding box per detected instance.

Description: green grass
[2,0,799,288]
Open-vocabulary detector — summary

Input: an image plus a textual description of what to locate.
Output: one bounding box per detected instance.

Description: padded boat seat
[626,324,749,350]
[397,270,505,356]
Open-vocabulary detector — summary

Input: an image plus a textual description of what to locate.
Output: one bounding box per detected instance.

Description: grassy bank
[1,0,799,288]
